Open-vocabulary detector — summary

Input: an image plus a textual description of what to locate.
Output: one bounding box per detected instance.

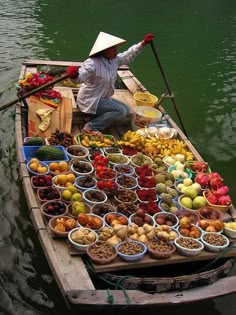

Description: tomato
[96,165,104,172]
[106,180,113,188]
[94,155,103,162]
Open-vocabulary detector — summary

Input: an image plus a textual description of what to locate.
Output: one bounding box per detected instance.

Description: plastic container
[68,227,98,251]
[107,154,130,168]
[128,213,155,227]
[168,165,192,180]
[77,213,105,231]
[71,160,94,177]
[37,186,61,203]
[201,233,229,253]
[22,145,69,163]
[82,189,107,206]
[27,160,49,176]
[74,175,97,192]
[131,106,162,131]
[153,212,179,229]
[174,237,204,256]
[133,92,158,107]
[67,201,91,219]
[91,203,116,217]
[117,240,147,262]
[104,212,129,227]
[115,175,138,190]
[66,145,89,160]
[114,164,135,176]
[40,200,68,220]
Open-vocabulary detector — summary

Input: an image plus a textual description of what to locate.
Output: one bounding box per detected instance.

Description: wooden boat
[14,59,236,310]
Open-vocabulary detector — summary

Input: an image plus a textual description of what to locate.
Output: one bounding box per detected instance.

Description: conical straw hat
[89,32,126,57]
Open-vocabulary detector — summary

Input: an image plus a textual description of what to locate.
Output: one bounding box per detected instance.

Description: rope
[196,243,236,273]
[84,259,131,307]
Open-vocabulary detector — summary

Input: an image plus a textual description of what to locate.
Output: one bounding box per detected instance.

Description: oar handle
[150,41,188,138]
[0,73,69,111]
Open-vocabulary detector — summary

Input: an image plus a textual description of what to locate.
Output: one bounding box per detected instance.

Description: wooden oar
[0,73,69,111]
[150,41,189,138]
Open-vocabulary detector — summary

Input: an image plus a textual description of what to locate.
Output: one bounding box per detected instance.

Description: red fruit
[217,195,232,206]
[136,208,146,218]
[209,177,224,190]
[195,172,209,187]
[214,186,229,199]
[206,191,218,205]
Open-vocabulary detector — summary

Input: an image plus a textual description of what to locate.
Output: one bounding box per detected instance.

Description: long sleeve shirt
[76,42,144,114]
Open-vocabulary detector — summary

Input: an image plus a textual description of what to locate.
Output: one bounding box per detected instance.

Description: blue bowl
[168,165,192,181]
[26,160,49,176]
[117,241,147,262]
[158,200,182,214]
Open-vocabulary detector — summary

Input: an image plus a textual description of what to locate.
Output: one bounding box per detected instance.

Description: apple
[72,201,86,216]
[70,192,82,202]
[180,196,193,209]
[192,196,206,210]
[183,187,198,199]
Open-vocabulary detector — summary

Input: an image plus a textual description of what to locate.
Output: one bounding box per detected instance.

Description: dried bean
[203,233,227,246]
[176,237,201,249]
[119,242,143,255]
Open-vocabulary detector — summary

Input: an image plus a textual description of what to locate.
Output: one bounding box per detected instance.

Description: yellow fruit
[68,186,78,194]
[49,162,59,171]
[61,189,72,201]
[66,173,76,183]
[57,174,68,185]
[37,166,48,174]
[58,161,69,172]
[29,158,40,165]
[29,162,38,172]
[65,182,73,187]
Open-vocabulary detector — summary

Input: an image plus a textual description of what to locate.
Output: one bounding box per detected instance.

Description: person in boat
[67,32,154,135]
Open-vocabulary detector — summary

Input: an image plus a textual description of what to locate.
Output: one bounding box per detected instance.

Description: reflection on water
[0,0,236,314]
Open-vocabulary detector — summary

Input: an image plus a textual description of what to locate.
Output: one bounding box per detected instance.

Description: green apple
[72,201,86,216]
[183,186,198,199]
[70,192,82,202]
[192,196,206,210]
[180,196,193,209]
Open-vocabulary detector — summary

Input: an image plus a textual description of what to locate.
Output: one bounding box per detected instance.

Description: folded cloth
[36,108,55,131]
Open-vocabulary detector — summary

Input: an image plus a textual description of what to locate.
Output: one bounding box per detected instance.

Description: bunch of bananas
[117,130,144,151]
[81,134,115,147]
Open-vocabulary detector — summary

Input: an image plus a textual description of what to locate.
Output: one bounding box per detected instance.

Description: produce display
[24,128,235,265]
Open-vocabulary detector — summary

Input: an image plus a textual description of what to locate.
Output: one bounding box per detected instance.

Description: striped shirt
[76,42,144,114]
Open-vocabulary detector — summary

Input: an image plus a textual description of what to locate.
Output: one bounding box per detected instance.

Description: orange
[49,162,59,171]
[66,173,76,183]
[29,158,40,165]
[58,161,69,172]
[57,174,68,185]
[37,166,48,174]
[29,162,38,172]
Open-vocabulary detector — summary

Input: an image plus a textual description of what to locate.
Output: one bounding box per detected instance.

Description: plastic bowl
[27,160,49,176]
[113,164,135,176]
[117,240,147,262]
[68,227,98,251]
[115,175,138,190]
[177,224,203,240]
[174,237,204,256]
[175,209,200,225]
[86,241,118,265]
[52,174,76,190]
[108,154,130,168]
[130,154,153,168]
[31,175,53,190]
[147,239,176,259]
[223,225,236,239]
[114,189,138,204]
[103,147,122,155]
[201,232,229,253]
[77,213,105,231]
[41,200,68,220]
[82,189,107,206]
[158,200,181,214]
[71,160,94,177]
[168,165,192,181]
[91,203,116,217]
[48,215,77,238]
[74,175,97,192]
[133,92,158,107]
[128,213,155,227]
[37,186,61,203]
[104,212,129,227]
[66,145,89,160]
[153,212,179,229]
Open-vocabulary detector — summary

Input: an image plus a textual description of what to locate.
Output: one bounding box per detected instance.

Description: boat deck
[15,59,236,309]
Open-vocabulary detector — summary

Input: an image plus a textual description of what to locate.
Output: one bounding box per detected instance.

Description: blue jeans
[84,98,130,131]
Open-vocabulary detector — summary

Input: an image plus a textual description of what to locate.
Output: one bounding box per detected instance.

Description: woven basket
[147,240,176,259]
[87,241,117,265]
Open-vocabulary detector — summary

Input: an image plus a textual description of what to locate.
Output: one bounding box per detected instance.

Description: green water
[0,0,236,314]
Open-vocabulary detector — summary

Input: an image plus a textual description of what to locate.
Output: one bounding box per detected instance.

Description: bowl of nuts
[87,241,118,265]
[200,232,229,253]
[71,160,94,176]
[116,240,147,262]
[83,189,107,206]
[147,239,176,259]
[68,227,98,251]
[74,175,97,192]
[115,175,138,190]
[66,145,89,160]
[114,189,138,204]
[174,236,204,256]
[113,164,135,176]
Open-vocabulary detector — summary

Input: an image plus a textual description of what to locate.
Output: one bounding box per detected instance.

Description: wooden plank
[91,247,236,273]
[118,69,147,94]
[66,275,236,306]
[54,87,76,108]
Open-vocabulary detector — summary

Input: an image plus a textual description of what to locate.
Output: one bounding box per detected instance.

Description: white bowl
[177,224,203,240]
[68,227,98,251]
[223,225,236,239]
[174,237,204,256]
[113,164,135,176]
[200,232,230,253]
[71,160,94,177]
[128,213,155,227]
[74,175,97,192]
[82,188,107,206]
[153,212,179,229]
[130,154,153,168]
[77,213,105,231]
[117,240,147,262]
[108,154,130,168]
[115,175,138,190]
[103,147,122,155]
[66,145,89,160]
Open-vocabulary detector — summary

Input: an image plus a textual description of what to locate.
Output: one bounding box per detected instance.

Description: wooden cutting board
[27,95,73,137]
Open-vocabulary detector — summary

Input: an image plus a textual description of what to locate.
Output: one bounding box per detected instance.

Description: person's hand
[67,66,78,79]
[143,33,155,45]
